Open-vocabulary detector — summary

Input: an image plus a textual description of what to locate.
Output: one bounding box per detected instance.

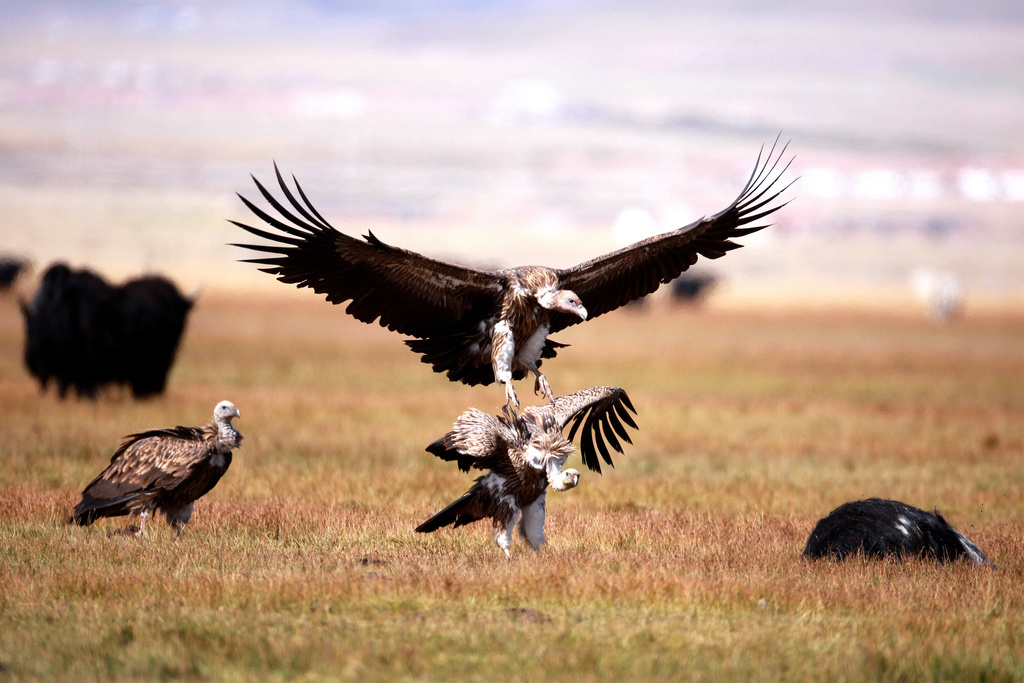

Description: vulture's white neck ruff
[212,401,242,451]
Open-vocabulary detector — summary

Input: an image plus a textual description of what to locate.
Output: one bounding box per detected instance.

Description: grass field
[2,2,1023,679]
[1,291,1022,681]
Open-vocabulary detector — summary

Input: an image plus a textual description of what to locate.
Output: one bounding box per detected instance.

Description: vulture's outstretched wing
[545,386,638,474]
[425,407,518,472]
[73,427,208,524]
[231,164,503,338]
[549,139,794,332]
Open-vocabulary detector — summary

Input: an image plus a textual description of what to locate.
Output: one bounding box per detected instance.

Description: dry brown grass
[1,291,1023,681]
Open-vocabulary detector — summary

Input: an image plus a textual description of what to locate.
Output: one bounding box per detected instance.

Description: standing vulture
[231,140,793,407]
[71,401,242,536]
[416,386,638,556]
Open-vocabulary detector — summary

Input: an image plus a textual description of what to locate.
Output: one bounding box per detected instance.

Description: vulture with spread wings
[71,401,242,536]
[415,386,637,556]
[232,140,792,407]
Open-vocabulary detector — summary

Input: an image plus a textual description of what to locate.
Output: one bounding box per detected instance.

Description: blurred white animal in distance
[909,268,963,322]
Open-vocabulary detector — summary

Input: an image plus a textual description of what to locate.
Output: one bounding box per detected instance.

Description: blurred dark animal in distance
[803,498,990,566]
[0,255,30,291]
[20,262,194,399]
[670,271,718,303]
[624,271,719,310]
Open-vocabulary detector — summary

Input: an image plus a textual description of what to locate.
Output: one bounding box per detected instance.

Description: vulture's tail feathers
[415,491,483,533]
[405,336,496,386]
[71,493,139,526]
[405,336,567,386]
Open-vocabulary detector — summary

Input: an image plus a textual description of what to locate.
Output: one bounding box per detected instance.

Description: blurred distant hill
[1,1,1022,303]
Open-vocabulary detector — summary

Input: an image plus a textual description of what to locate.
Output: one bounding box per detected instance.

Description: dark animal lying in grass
[21,262,194,398]
[803,498,990,565]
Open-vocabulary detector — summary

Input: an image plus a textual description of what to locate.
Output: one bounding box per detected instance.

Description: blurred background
[2,0,1023,309]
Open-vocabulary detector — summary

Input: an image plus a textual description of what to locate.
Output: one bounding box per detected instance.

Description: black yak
[803,498,990,565]
[670,272,718,303]
[0,255,30,291]
[115,275,195,396]
[21,263,194,399]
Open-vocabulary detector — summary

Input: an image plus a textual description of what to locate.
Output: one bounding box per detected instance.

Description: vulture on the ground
[71,401,242,536]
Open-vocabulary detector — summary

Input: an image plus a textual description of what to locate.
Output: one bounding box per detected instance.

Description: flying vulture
[803,498,990,565]
[71,401,242,536]
[416,386,638,556]
[231,140,792,407]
